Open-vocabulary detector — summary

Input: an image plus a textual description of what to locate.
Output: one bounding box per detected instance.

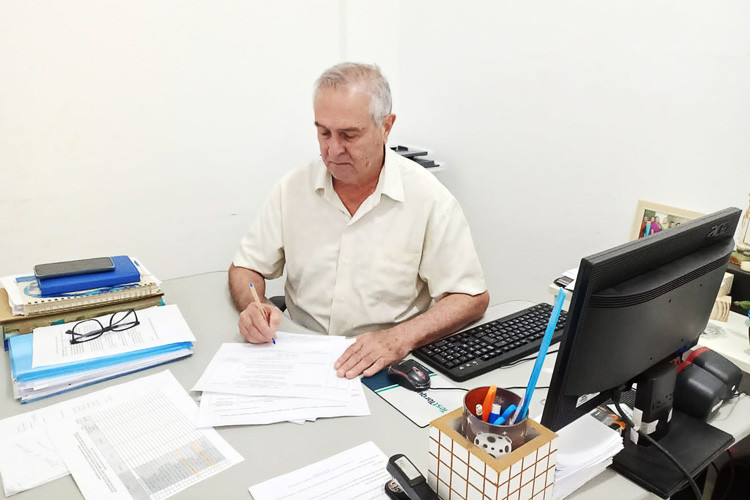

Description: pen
[490,404,517,425]
[249,283,275,345]
[513,287,566,423]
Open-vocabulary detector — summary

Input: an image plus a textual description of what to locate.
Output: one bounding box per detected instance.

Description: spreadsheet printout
[48,370,242,500]
[0,372,147,495]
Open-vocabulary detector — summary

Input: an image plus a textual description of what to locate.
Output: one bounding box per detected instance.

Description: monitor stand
[611,409,733,498]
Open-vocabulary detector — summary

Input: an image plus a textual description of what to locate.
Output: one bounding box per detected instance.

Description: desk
[1,272,749,500]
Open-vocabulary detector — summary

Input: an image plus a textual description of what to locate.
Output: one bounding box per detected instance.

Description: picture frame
[630,201,704,241]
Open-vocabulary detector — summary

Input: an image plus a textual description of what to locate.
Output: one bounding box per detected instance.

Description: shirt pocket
[363,248,423,308]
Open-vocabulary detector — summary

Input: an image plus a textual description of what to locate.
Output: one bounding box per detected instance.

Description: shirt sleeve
[232,182,286,279]
[419,197,487,299]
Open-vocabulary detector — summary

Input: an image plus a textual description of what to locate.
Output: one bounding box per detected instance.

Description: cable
[504,386,549,391]
[612,390,702,500]
[428,386,549,393]
[162,270,227,282]
[500,349,559,369]
[428,387,468,392]
[710,448,735,500]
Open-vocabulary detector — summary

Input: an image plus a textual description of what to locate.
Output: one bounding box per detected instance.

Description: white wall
[2,1,749,308]
[0,1,341,279]
[394,1,750,305]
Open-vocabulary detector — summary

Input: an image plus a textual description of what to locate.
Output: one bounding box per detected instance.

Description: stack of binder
[0,256,163,346]
[8,304,195,403]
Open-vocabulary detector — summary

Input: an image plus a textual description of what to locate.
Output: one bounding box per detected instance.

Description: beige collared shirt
[233,148,486,336]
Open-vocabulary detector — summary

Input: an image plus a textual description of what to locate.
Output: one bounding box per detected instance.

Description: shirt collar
[313,147,405,203]
[378,148,405,203]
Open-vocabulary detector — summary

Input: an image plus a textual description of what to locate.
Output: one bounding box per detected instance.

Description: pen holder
[429,407,558,500]
[462,387,527,454]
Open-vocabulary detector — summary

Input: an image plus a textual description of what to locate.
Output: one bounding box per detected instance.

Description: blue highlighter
[490,404,517,425]
[513,288,566,423]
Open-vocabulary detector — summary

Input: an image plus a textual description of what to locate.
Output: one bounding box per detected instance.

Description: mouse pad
[362,363,465,428]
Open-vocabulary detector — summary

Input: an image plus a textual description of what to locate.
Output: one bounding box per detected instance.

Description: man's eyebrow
[314,122,363,133]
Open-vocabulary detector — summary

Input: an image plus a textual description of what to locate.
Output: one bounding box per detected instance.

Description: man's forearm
[389,291,490,352]
[228,264,268,312]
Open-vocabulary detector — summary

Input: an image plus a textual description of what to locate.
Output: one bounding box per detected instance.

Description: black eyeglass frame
[65,309,140,345]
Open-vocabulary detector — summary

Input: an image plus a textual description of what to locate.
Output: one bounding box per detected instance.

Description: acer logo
[706,222,729,238]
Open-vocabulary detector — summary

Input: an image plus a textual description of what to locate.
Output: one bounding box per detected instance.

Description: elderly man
[229,62,488,379]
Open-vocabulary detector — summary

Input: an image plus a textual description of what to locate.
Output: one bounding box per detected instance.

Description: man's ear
[381,114,396,142]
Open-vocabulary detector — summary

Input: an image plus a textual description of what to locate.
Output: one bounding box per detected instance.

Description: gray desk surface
[1,272,749,500]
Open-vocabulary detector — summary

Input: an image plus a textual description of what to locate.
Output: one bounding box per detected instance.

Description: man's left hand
[334,329,412,378]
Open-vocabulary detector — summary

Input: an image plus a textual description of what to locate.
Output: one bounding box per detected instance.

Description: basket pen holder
[428,386,558,500]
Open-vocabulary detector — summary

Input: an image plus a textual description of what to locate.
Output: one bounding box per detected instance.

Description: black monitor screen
[541,207,741,432]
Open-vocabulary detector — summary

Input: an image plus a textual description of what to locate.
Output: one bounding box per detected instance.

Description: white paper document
[47,370,242,500]
[0,427,69,497]
[0,381,122,496]
[248,441,391,500]
[553,414,624,500]
[31,304,195,368]
[192,333,358,401]
[197,381,370,427]
[0,370,242,499]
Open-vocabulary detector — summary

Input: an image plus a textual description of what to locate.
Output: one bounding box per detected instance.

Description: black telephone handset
[385,454,439,500]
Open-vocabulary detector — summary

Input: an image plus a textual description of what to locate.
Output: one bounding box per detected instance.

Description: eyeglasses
[65,309,140,345]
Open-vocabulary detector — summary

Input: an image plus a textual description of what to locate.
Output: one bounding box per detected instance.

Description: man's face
[314,85,394,187]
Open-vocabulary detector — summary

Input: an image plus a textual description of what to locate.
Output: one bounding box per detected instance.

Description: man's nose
[328,135,345,156]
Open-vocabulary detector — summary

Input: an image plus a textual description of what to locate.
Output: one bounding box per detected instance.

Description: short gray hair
[314,62,392,126]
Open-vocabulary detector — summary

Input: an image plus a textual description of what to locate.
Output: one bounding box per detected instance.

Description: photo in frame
[630,201,704,241]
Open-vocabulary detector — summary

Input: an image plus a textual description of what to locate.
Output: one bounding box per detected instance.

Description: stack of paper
[8,304,195,403]
[192,332,370,426]
[249,441,390,499]
[0,370,243,498]
[553,414,624,500]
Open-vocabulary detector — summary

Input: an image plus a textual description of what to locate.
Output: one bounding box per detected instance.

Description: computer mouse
[387,359,431,392]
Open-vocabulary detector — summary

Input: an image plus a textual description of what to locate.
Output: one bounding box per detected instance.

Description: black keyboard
[413,303,567,382]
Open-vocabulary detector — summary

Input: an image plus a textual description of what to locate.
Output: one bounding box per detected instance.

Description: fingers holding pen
[243,283,281,344]
[239,302,279,344]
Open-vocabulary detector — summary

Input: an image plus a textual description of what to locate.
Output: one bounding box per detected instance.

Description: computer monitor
[541,206,741,497]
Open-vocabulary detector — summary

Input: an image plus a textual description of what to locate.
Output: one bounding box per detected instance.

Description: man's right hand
[239,302,282,344]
